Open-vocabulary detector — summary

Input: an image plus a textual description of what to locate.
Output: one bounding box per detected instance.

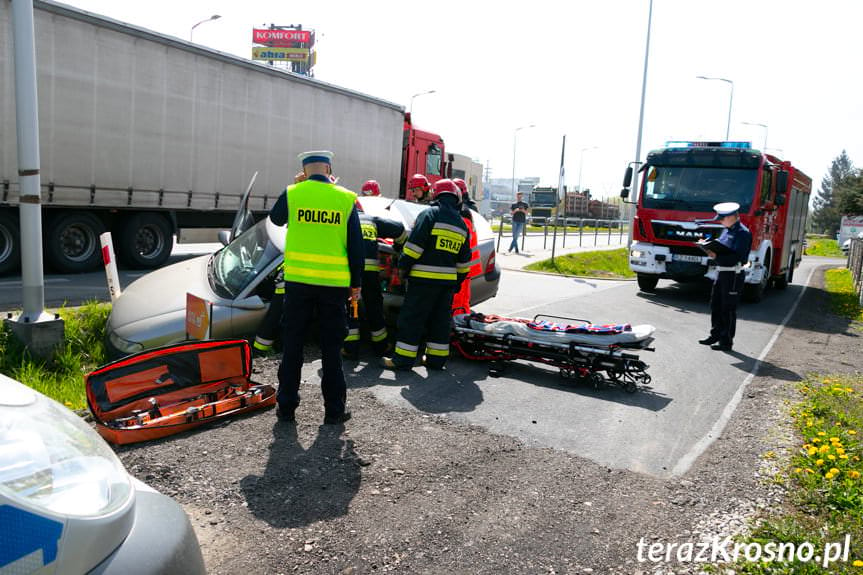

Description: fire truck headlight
[630,249,645,259]
[0,374,133,518]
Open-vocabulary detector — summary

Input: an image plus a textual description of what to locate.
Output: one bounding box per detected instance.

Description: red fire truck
[621,141,811,302]
[400,113,448,197]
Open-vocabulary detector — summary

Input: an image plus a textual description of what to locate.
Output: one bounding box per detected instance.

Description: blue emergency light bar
[665,141,752,149]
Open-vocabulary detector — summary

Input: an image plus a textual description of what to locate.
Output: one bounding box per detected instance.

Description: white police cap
[298,150,334,166]
[713,202,740,217]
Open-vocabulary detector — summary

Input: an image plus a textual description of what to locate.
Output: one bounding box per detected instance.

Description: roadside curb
[497,265,636,281]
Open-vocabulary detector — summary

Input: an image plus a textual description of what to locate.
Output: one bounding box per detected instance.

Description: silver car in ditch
[106,197,501,357]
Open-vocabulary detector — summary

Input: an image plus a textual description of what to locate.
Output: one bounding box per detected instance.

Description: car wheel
[46,211,106,273]
[0,211,21,275]
[118,213,174,269]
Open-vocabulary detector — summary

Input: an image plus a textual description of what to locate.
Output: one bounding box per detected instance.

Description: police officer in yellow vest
[382,179,472,371]
[267,150,364,425]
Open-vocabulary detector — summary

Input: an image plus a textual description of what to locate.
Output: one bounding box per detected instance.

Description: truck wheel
[46,211,106,273]
[637,274,659,293]
[743,253,771,302]
[0,211,21,275]
[773,253,794,290]
[118,213,174,269]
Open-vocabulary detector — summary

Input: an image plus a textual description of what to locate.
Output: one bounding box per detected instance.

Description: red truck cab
[623,141,811,302]
[400,113,446,198]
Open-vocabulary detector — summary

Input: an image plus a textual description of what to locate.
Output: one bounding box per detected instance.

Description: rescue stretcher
[86,339,275,445]
[451,312,655,393]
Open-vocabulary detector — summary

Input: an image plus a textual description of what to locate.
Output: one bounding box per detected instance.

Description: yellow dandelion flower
[64,401,73,407]
[794,468,802,473]
[840,454,849,460]
[846,387,854,393]
[849,471,861,480]
[816,459,825,466]
[813,438,821,443]
[820,445,830,454]
[849,430,858,435]
[854,559,863,567]
[808,448,818,456]
[830,468,840,474]
[818,431,827,436]
[828,455,836,461]
[831,437,841,443]
[805,468,814,474]
[837,448,846,455]
[825,472,835,480]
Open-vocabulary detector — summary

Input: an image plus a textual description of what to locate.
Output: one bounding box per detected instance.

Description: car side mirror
[622,166,633,188]
[232,295,266,310]
[620,188,630,200]
[218,230,231,246]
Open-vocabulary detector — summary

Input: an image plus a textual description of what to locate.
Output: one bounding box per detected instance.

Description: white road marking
[671,265,817,476]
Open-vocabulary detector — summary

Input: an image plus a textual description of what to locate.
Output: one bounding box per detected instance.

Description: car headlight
[630,249,645,258]
[0,374,133,517]
[108,329,145,355]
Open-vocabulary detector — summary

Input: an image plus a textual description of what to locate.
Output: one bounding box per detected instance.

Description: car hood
[109,255,216,331]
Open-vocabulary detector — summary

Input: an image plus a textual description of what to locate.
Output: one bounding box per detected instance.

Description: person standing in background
[509,192,529,254]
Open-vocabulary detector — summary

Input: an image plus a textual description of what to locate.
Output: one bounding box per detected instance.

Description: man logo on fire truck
[621,141,811,303]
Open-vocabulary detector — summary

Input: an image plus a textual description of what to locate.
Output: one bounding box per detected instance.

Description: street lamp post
[577,146,599,195]
[190,14,221,42]
[511,124,535,198]
[696,75,734,140]
[409,90,436,115]
[741,121,768,150]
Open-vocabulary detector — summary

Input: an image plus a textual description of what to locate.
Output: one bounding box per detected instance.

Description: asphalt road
[348,256,841,477]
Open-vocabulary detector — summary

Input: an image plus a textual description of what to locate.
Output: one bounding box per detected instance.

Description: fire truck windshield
[641,165,757,213]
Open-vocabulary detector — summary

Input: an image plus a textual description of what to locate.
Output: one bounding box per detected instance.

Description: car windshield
[641,165,758,213]
[211,220,276,299]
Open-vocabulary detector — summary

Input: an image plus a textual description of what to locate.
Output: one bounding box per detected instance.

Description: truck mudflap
[85,339,275,445]
[451,312,655,393]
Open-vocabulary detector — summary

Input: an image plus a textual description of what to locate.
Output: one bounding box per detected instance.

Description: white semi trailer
[0,0,418,274]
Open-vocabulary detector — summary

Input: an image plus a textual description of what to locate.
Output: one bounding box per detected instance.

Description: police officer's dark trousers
[393,281,455,369]
[345,270,388,356]
[710,271,744,346]
[277,281,349,417]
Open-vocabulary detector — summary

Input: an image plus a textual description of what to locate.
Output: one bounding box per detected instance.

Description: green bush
[524,248,635,278]
[0,301,111,409]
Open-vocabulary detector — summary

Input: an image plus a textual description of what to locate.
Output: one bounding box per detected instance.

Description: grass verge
[824,268,863,322]
[523,247,635,278]
[805,236,844,257]
[0,301,110,410]
[731,271,863,573]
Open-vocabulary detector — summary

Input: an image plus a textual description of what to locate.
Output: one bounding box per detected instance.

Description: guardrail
[493,214,630,258]
[848,238,863,305]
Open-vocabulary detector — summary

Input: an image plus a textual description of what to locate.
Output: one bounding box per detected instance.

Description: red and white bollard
[100,232,122,302]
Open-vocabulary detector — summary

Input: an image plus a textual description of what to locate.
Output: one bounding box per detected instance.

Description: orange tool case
[86,339,276,445]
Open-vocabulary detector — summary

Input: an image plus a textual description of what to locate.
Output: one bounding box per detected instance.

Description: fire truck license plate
[672,254,702,263]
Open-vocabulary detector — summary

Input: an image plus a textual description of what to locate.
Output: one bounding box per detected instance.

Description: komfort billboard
[252,27,315,72]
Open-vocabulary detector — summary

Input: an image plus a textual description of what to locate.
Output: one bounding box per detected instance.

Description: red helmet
[408,173,431,192]
[452,178,468,196]
[361,179,381,196]
[432,178,460,201]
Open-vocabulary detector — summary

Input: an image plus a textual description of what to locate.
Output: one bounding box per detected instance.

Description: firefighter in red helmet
[361,179,381,197]
[383,179,471,371]
[407,173,431,203]
[450,178,481,316]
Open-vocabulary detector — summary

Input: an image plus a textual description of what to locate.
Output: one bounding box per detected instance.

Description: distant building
[448,153,483,201]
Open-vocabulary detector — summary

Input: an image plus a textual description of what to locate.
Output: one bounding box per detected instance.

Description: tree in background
[811,150,856,235]
[836,174,863,216]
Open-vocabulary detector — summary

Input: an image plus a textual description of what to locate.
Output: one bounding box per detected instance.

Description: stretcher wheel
[589,372,603,389]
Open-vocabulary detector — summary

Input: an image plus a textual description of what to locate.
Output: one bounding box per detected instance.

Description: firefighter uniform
[344,208,407,358]
[267,151,364,424]
[699,202,752,351]
[386,181,472,370]
[252,266,284,355]
[450,183,481,316]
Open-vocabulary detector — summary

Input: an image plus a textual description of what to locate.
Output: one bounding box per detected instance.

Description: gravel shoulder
[118,263,862,574]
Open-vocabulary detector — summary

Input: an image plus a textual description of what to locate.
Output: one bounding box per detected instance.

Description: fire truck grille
[651,222,723,243]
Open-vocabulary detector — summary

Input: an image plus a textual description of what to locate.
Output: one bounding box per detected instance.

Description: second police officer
[383,179,472,371]
[698,201,752,352]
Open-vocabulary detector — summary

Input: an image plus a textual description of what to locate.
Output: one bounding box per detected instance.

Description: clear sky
[59,0,863,200]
